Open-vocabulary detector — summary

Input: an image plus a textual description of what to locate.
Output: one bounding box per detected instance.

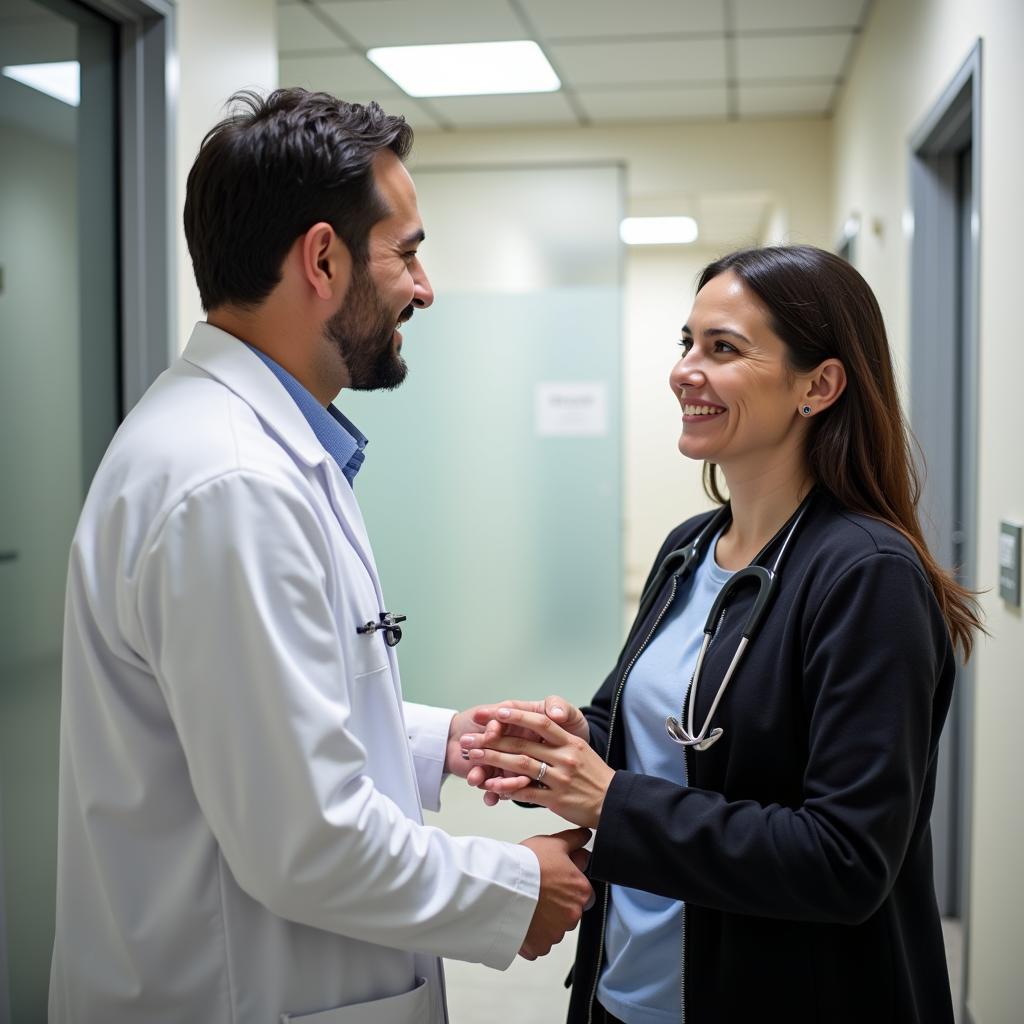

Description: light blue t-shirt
[598,529,733,1024]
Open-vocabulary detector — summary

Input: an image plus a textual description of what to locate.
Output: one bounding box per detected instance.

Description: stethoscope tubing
[633,491,817,753]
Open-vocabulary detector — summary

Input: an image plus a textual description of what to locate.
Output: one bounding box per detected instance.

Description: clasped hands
[445,697,615,960]
[451,695,614,829]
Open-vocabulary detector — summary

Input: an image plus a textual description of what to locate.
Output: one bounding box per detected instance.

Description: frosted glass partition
[342,164,623,713]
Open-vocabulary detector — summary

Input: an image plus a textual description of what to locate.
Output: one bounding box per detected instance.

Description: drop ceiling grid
[276,0,870,128]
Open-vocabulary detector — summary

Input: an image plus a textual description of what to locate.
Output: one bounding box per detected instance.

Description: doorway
[908,40,981,1023]
[0,0,173,1017]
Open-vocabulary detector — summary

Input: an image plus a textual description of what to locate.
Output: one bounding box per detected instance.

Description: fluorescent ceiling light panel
[620,216,699,246]
[367,41,559,97]
[2,61,80,107]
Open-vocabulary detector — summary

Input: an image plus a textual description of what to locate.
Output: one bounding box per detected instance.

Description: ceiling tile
[274,58,440,127]
[424,91,578,128]
[278,52,403,96]
[520,0,726,38]
[312,0,523,48]
[737,81,834,116]
[397,102,445,132]
[734,32,854,80]
[733,0,869,33]
[577,85,728,122]
[278,3,352,52]
[548,38,727,87]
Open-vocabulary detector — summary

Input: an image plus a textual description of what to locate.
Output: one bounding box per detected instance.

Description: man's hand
[518,827,593,960]
[445,707,486,779]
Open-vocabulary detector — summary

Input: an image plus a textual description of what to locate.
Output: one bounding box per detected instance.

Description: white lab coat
[49,323,540,1023]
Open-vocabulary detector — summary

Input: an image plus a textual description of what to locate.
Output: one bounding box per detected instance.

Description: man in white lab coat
[49,88,591,1023]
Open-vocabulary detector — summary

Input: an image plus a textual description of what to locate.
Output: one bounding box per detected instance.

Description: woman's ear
[802,358,847,414]
[299,221,352,301]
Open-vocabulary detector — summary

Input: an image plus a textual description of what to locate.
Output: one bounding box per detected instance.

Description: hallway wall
[832,1,1024,1020]
[410,119,834,602]
[173,0,278,351]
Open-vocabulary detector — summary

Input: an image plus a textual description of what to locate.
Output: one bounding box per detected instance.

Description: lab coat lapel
[181,322,328,469]
[320,460,411,714]
[321,464,423,823]
[321,461,383,607]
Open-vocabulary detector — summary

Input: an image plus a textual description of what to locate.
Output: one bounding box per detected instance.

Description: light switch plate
[999,520,1022,606]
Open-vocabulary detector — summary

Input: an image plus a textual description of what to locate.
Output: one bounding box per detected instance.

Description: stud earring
[801,405,813,416]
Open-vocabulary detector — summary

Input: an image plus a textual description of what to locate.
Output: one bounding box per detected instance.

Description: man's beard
[324,262,412,391]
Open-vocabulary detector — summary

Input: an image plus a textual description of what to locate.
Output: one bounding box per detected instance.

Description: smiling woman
[671,270,846,509]
[466,244,984,1024]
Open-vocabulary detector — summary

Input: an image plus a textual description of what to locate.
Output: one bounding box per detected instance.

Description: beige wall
[410,119,834,602]
[173,0,278,351]
[410,118,832,244]
[833,2,1024,1021]
[622,246,717,611]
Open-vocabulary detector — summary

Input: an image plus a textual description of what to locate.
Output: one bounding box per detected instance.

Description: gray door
[909,46,980,927]
[0,0,119,1018]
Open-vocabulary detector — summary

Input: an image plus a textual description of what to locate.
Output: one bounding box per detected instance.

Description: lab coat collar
[181,321,328,469]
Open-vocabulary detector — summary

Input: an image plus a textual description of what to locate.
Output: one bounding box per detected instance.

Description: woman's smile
[681,399,727,422]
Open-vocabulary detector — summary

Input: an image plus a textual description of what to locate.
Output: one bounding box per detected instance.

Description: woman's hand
[463,708,615,829]
[460,696,590,805]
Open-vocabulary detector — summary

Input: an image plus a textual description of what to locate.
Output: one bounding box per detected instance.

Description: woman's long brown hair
[697,245,983,660]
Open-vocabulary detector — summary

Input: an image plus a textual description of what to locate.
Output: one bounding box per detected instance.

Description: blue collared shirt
[246,345,367,486]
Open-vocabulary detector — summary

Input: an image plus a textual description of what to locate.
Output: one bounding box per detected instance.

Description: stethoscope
[629,489,816,753]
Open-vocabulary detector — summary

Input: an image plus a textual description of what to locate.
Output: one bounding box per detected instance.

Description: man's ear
[299,221,352,301]
[801,358,847,413]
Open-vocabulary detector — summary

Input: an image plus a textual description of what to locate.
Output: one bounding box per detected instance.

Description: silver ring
[535,761,547,783]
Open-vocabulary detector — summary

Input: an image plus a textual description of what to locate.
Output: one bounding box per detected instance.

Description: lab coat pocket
[280,976,429,1023]
[349,634,388,681]
[349,664,400,753]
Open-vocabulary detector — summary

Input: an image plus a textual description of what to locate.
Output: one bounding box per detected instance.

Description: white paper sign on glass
[535,382,608,437]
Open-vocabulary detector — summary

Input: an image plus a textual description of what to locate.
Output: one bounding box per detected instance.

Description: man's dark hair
[184,88,414,311]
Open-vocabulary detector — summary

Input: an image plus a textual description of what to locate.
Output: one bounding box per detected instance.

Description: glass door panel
[0,1,118,1018]
[343,164,624,713]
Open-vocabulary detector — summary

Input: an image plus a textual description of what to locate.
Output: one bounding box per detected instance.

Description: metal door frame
[0,1,174,1018]
[908,39,981,1024]
[85,0,176,409]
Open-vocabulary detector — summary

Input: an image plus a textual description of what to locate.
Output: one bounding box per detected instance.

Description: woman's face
[669,270,811,476]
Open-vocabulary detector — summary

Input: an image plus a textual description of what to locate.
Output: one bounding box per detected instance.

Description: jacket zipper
[677,606,726,1024]
[586,575,680,1024]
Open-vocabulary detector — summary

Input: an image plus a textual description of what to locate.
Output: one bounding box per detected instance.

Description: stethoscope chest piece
[665,716,724,751]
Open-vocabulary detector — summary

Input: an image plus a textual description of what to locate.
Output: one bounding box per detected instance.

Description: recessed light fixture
[2,61,80,107]
[619,216,700,246]
[367,40,559,98]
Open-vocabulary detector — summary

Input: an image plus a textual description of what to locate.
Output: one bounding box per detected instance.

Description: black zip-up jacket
[567,493,955,1024]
